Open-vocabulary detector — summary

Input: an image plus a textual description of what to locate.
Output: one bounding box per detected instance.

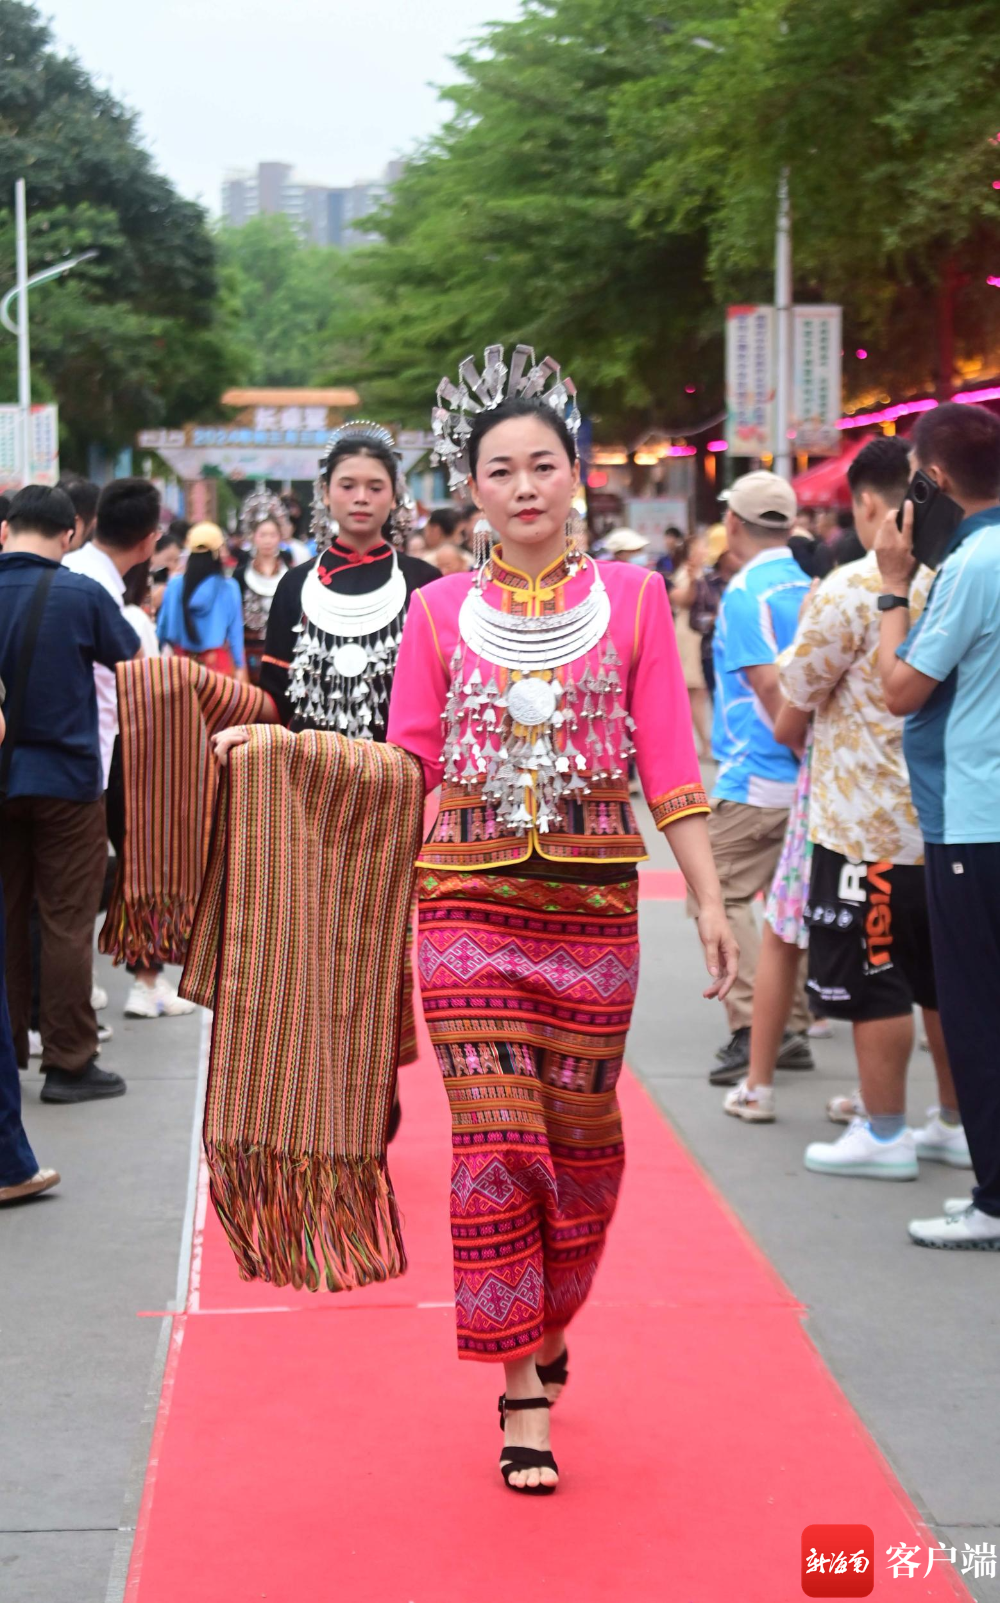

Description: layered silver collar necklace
[288,551,409,737]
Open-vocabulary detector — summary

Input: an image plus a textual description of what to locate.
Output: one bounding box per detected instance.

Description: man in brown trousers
[0,486,140,1102]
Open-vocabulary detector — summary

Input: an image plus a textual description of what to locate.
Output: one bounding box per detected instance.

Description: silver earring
[309,475,334,544]
[389,496,414,551]
[473,515,494,569]
[564,510,585,573]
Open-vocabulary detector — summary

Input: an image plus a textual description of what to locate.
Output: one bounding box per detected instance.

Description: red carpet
[127,1021,969,1603]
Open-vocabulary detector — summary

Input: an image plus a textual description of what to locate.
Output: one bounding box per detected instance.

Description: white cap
[603,528,649,554]
[720,470,797,529]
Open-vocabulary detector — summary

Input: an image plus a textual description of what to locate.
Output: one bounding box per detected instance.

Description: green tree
[0,0,241,462]
[217,214,367,388]
[604,0,1000,398]
[334,0,1000,433]
[334,0,722,438]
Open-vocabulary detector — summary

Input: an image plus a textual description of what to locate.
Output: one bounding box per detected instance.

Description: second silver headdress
[431,343,581,491]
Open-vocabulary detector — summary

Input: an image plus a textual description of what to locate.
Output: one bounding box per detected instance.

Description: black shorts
[805,843,937,1021]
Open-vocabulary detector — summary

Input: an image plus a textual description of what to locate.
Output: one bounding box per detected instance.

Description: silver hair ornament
[239,487,286,540]
[431,343,582,492]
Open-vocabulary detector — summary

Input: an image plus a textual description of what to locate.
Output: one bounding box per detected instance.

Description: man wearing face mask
[876,402,1000,1250]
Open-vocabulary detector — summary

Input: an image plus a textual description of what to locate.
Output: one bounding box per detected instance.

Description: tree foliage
[218,214,367,388]
[332,0,1000,434]
[0,0,239,460]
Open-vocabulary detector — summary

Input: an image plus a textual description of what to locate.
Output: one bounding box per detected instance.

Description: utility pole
[773,169,793,479]
[14,178,31,488]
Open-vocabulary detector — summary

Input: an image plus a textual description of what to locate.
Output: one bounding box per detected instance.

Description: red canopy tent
[791,435,871,509]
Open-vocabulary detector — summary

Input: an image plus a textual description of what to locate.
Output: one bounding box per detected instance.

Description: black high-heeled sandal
[498,1395,559,1495]
[535,1348,569,1394]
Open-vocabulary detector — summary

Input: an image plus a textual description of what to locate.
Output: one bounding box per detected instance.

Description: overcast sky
[45,0,525,207]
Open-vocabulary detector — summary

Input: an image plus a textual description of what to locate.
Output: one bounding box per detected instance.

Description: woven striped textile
[99,657,269,968]
[182,726,424,1292]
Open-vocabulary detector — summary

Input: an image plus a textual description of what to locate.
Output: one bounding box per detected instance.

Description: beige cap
[603,527,649,554]
[186,521,226,554]
[721,470,797,529]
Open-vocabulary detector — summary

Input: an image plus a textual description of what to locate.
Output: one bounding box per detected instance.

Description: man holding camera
[877,402,1000,1249]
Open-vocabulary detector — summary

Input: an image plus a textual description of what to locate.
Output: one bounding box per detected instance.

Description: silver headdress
[239,487,286,540]
[310,419,415,547]
[431,343,581,492]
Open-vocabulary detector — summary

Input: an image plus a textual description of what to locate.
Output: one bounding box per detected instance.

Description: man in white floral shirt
[777,436,970,1183]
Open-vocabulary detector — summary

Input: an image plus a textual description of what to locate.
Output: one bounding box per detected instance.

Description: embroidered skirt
[416,862,637,1360]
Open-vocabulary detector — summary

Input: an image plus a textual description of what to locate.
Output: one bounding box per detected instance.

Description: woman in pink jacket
[387,345,738,1496]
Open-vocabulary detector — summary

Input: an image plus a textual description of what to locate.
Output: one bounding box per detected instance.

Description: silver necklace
[458,557,610,671]
[442,557,635,834]
[300,551,407,641]
[288,551,408,735]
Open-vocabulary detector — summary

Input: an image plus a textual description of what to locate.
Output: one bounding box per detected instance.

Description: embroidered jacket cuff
[649,784,711,831]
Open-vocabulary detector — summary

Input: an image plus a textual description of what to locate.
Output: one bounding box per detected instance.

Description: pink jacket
[387,547,708,869]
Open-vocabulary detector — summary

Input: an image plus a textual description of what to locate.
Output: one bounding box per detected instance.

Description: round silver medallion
[332,642,369,679]
[506,676,558,727]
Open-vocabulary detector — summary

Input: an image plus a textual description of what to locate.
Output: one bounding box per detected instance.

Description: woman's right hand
[212,726,251,766]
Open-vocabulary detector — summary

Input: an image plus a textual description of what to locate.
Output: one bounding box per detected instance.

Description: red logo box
[802,1526,875,1598]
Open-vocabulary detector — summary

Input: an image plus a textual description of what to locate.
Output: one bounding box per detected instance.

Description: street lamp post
[773,169,793,478]
[691,36,794,477]
[1,178,97,486]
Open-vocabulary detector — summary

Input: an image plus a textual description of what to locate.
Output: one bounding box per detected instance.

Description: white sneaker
[944,1196,972,1213]
[724,1078,776,1122]
[826,1088,866,1125]
[97,1022,113,1043]
[91,982,109,1012]
[125,976,195,1018]
[152,976,195,1016]
[124,980,161,1018]
[909,1204,1000,1249]
[807,1019,833,1039]
[911,1108,973,1169]
[805,1117,918,1180]
[28,1029,43,1058]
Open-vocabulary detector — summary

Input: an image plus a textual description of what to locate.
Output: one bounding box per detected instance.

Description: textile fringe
[204,1142,407,1292]
[98,891,198,970]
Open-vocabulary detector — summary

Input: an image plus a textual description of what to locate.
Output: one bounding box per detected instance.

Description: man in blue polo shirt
[877,401,1000,1249]
[0,485,140,1104]
[704,471,814,1081]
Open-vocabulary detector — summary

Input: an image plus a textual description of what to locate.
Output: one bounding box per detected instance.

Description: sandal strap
[500,1447,559,1472]
[535,1349,569,1386]
[498,1392,551,1426]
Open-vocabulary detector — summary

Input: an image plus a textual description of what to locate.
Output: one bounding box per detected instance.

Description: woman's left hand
[696,902,739,1000]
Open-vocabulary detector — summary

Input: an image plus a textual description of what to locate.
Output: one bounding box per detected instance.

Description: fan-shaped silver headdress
[431,343,581,492]
[239,487,286,540]
[310,420,415,547]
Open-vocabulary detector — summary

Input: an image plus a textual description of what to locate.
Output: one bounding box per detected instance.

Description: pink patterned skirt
[416,862,634,1360]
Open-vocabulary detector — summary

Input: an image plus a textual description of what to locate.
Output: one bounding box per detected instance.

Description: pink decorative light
[707,439,728,452]
[685,384,697,394]
[855,348,868,360]
[993,181,1000,190]
[988,276,1000,288]
[838,382,1000,431]
[670,445,697,457]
